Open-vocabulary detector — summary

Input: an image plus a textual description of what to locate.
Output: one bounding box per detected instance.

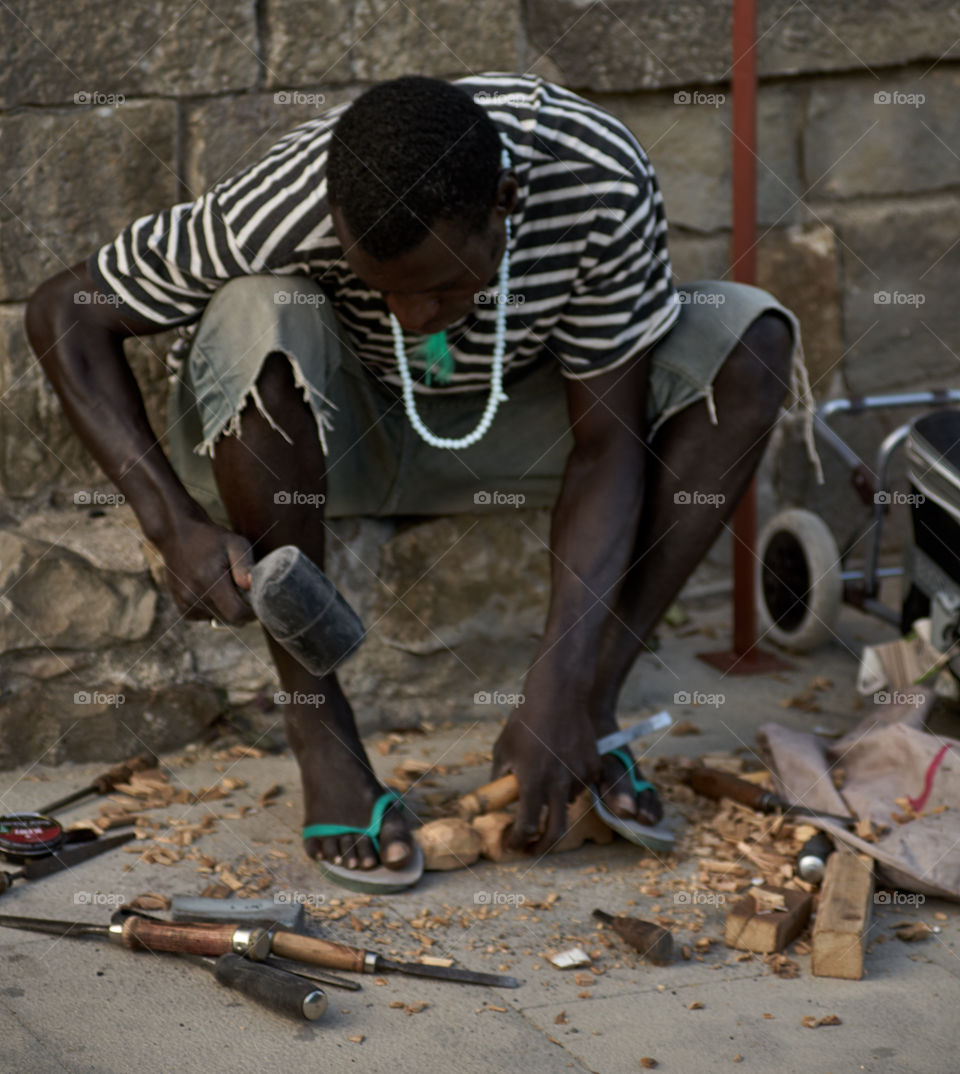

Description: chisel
[685,767,854,827]
[0,910,271,959]
[269,931,520,987]
[37,753,158,815]
[196,954,328,1020]
[0,831,135,895]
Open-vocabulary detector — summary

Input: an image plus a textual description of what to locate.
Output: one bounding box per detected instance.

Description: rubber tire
[756,508,843,652]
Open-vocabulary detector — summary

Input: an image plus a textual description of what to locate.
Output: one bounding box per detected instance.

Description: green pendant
[419,332,455,386]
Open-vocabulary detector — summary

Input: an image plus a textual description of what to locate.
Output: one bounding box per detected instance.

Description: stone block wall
[2,2,958,764]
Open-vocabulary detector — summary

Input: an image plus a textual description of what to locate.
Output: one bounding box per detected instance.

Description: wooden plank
[724,885,812,953]
[811,848,874,980]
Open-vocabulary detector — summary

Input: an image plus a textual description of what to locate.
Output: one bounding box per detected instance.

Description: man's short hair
[327,76,503,261]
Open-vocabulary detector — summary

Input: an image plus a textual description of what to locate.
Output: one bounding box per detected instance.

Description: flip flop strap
[302,791,401,854]
[606,748,654,795]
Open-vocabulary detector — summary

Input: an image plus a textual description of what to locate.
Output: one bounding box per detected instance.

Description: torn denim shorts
[164,275,814,522]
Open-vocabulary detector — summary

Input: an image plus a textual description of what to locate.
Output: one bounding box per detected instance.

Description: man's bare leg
[589,313,795,820]
[210,353,412,870]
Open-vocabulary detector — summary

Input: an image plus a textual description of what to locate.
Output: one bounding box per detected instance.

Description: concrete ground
[1,597,958,1074]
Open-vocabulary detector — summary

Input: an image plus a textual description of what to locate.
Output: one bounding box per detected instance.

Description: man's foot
[597,746,663,826]
[298,731,414,872]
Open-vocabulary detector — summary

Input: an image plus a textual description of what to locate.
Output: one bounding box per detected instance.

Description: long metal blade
[596,711,672,755]
[21,831,135,880]
[0,914,109,939]
[378,957,520,988]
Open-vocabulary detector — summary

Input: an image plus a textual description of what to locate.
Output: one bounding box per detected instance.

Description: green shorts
[165,276,801,521]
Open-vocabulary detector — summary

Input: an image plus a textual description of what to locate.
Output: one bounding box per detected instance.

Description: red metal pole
[730,0,758,655]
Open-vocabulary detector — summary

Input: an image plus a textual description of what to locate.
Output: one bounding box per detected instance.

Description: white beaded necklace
[389,147,512,450]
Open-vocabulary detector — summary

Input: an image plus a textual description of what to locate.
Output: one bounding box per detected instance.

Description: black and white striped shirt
[90,73,679,393]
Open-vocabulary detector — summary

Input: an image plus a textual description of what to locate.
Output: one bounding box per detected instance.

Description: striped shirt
[89,73,679,393]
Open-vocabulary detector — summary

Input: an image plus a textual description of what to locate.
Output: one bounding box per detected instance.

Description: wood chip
[348,1034,364,1043]
[554,1011,568,1025]
[762,1013,774,1019]
[687,1001,703,1010]
[127,892,171,912]
[258,783,281,807]
[895,923,931,942]
[640,1058,658,1069]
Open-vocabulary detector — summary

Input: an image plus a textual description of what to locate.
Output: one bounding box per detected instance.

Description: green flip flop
[303,791,424,895]
[592,748,675,853]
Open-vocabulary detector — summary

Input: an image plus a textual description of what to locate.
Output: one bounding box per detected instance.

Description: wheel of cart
[756,390,960,653]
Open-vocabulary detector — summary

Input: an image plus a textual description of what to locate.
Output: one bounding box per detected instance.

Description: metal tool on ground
[170,893,305,931]
[592,909,673,965]
[0,831,135,895]
[196,953,328,1020]
[686,766,855,827]
[35,753,158,816]
[458,713,672,817]
[797,831,835,884]
[249,545,366,678]
[0,910,271,959]
[263,954,362,992]
[268,930,521,988]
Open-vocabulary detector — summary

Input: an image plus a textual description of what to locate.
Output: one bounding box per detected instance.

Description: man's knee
[728,311,794,419]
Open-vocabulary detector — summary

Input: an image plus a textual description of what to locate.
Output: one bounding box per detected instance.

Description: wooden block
[811,849,874,980]
[472,812,526,862]
[724,885,812,954]
[414,818,482,871]
[553,791,614,852]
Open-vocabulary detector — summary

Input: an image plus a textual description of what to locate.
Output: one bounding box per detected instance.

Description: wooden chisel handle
[116,917,267,958]
[270,931,368,973]
[685,767,778,812]
[457,774,520,819]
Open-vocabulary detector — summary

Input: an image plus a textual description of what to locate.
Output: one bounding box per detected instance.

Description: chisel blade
[0,914,109,939]
[377,957,521,988]
[20,831,135,879]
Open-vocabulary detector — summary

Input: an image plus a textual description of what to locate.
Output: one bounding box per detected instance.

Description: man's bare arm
[25,262,252,621]
[494,352,651,848]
